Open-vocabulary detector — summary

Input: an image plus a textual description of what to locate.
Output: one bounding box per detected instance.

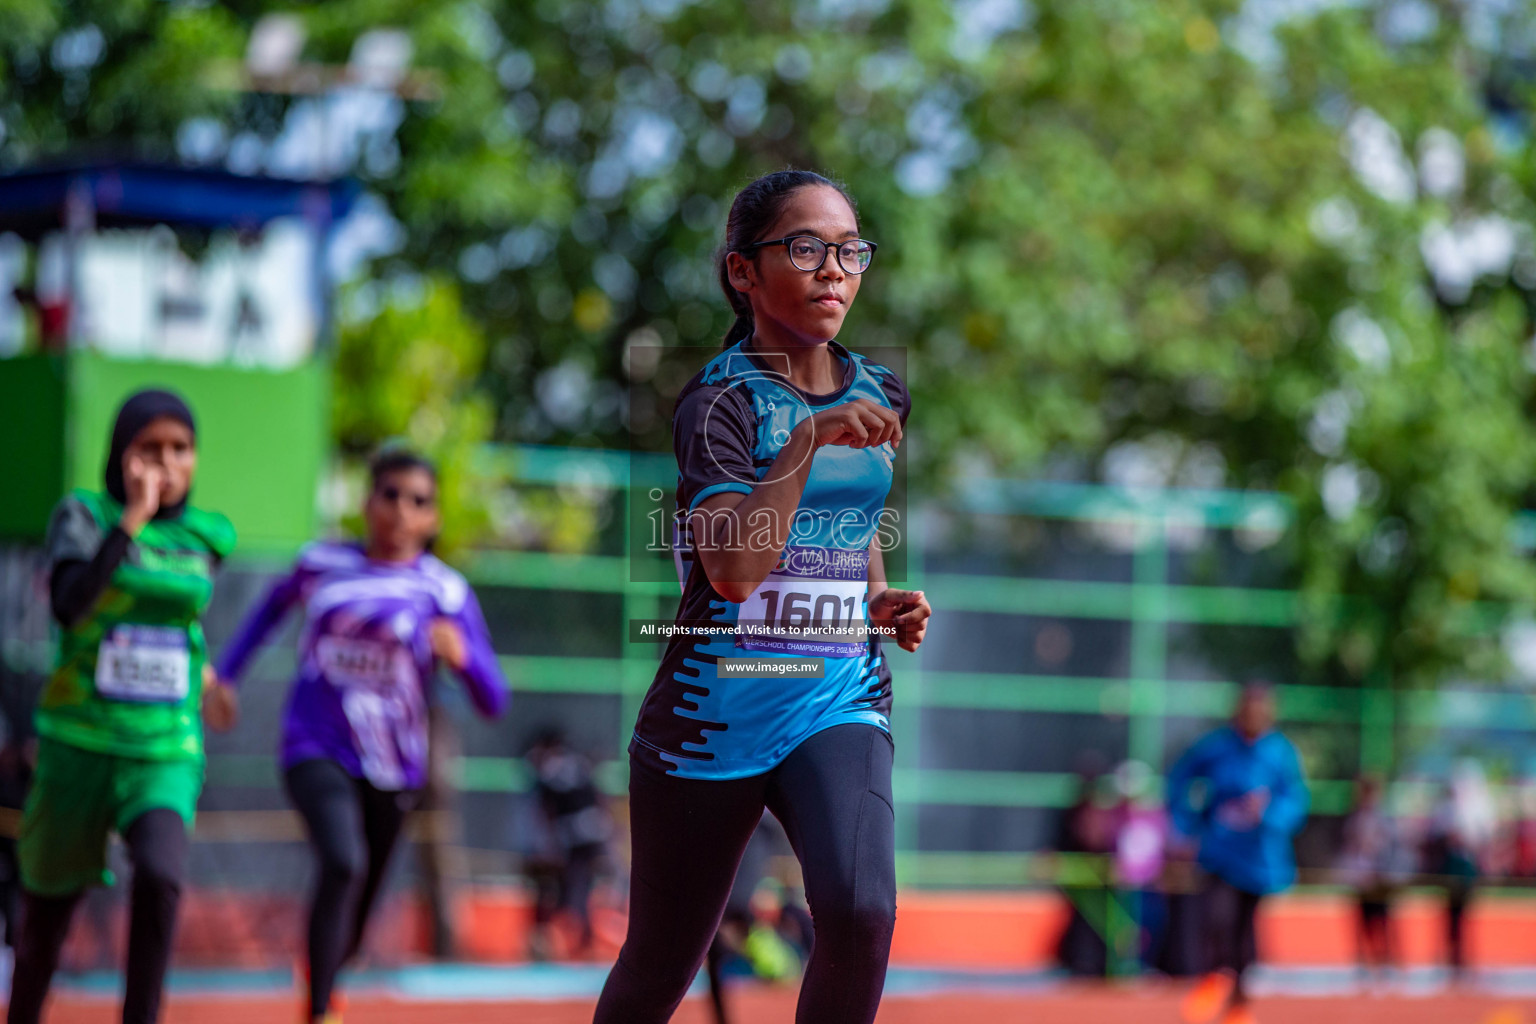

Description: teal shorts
[19,737,202,896]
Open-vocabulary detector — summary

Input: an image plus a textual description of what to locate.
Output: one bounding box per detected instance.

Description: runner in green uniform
[8,389,236,1024]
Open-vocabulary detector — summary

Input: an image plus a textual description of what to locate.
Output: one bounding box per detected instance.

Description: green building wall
[0,351,328,557]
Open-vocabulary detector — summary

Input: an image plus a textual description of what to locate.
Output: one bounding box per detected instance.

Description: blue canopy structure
[0,159,353,545]
[0,159,359,239]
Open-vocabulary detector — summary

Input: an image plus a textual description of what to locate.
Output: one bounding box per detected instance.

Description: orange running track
[23,988,1534,1024]
[154,888,1536,968]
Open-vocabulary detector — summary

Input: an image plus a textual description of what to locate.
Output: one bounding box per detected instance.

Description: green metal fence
[7,445,1531,892]
[339,444,1528,889]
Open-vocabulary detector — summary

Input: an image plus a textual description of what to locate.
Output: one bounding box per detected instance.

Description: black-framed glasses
[739,235,879,274]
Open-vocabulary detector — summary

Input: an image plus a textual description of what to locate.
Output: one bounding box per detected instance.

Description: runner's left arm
[867,542,888,602]
[1262,738,1310,835]
[867,536,929,652]
[447,587,509,718]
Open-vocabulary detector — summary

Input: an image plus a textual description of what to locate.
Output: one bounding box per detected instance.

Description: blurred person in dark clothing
[527,728,611,958]
[1054,755,1114,977]
[0,739,31,954]
[416,697,465,959]
[1336,775,1411,977]
[1423,761,1494,979]
[1170,682,1309,1024]
[1512,776,1536,879]
[1110,759,1169,973]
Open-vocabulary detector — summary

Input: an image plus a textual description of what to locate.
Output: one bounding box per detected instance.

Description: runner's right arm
[1165,734,1218,843]
[48,455,164,628]
[680,390,901,603]
[48,507,132,627]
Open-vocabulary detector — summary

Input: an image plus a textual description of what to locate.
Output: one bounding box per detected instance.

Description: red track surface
[157,889,1536,969]
[30,988,1532,1024]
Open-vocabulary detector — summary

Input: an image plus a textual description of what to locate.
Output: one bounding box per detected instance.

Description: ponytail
[723,312,754,347]
[717,250,756,348]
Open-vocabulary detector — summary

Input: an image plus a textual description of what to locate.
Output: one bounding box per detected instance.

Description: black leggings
[1204,875,1264,1003]
[284,759,416,1019]
[595,724,896,1024]
[1357,895,1395,967]
[8,808,188,1024]
[1445,881,1472,972]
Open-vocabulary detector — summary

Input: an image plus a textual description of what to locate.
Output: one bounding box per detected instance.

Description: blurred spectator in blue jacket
[1169,681,1309,1024]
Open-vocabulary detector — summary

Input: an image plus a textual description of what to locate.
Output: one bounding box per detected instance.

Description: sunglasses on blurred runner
[377,485,434,508]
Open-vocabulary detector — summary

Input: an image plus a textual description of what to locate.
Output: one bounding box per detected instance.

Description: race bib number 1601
[736,546,870,658]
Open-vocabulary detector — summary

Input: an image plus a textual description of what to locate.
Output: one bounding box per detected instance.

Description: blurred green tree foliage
[4,0,1536,693]
[331,276,494,557]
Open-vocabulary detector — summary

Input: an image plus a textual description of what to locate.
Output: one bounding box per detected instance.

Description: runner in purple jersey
[212,450,508,1024]
[216,522,506,789]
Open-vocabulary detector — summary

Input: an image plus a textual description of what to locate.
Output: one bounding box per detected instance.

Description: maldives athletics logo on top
[774,546,868,580]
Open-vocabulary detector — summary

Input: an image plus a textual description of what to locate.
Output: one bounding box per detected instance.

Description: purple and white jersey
[217,541,508,790]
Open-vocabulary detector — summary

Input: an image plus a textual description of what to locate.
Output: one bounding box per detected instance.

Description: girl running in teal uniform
[595,171,931,1024]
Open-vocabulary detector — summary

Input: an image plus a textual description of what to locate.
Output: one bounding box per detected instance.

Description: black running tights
[595,724,896,1024]
[284,759,416,1020]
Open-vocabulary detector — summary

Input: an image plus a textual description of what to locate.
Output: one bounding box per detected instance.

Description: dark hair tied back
[369,447,437,491]
[716,169,858,348]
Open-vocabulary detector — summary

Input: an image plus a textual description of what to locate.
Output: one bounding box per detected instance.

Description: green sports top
[37,489,236,761]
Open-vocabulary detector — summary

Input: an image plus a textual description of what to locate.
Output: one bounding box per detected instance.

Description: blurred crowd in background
[1055,728,1522,980]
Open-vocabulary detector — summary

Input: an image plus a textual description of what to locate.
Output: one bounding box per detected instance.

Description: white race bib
[316,636,404,690]
[736,546,870,658]
[341,687,411,790]
[95,625,190,703]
